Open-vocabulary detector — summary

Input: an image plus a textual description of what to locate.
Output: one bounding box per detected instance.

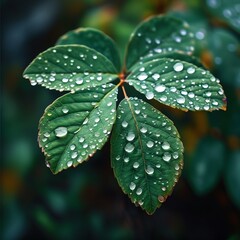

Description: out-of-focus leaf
[205,0,240,32]
[127,58,226,111]
[224,151,240,209]
[23,45,118,92]
[111,97,183,214]
[187,137,225,195]
[38,84,118,174]
[125,15,196,70]
[56,28,121,72]
[207,29,240,87]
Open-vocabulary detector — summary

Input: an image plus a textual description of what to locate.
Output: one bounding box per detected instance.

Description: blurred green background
[1,0,240,239]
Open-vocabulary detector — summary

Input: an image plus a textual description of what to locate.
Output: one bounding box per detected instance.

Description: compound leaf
[39,84,118,174]
[125,15,196,70]
[23,45,118,92]
[56,28,121,72]
[111,97,183,214]
[127,58,226,111]
[187,137,225,195]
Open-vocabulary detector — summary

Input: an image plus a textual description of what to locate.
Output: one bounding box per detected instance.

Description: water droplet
[158,195,165,203]
[152,73,160,80]
[70,144,76,150]
[140,127,147,133]
[156,164,161,168]
[122,121,128,128]
[124,157,129,163]
[163,152,171,162]
[71,152,78,159]
[44,132,50,138]
[162,187,166,191]
[140,67,145,71]
[79,137,85,143]
[146,92,154,100]
[133,162,139,169]
[162,142,170,150]
[202,84,209,89]
[137,72,148,81]
[62,107,69,114]
[93,55,97,59]
[188,92,195,98]
[187,67,195,74]
[175,164,180,170]
[67,161,73,167]
[129,182,136,190]
[145,165,154,175]
[76,78,83,84]
[125,143,134,153]
[147,141,154,148]
[107,102,113,107]
[155,85,166,92]
[126,132,135,141]
[173,62,184,72]
[160,96,167,102]
[55,127,68,138]
[176,96,185,104]
[206,92,212,97]
[204,105,209,110]
[62,78,69,83]
[136,188,142,195]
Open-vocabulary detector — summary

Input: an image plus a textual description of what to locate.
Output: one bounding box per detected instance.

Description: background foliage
[1,0,240,239]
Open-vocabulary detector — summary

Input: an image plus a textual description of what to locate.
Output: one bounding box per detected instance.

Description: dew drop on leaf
[163,152,171,162]
[137,72,148,80]
[173,62,184,72]
[125,143,135,153]
[155,85,166,92]
[146,92,154,99]
[129,182,136,190]
[136,188,142,195]
[176,96,185,104]
[126,132,135,141]
[55,127,68,138]
[162,142,170,150]
[145,165,154,175]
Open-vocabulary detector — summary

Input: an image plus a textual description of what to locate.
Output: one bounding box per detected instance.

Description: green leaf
[224,151,240,209]
[187,137,225,195]
[127,58,226,111]
[56,28,122,72]
[205,0,240,32]
[125,15,196,70]
[39,84,118,174]
[111,97,183,214]
[136,51,205,69]
[23,45,118,92]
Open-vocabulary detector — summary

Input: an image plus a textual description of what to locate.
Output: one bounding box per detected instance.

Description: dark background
[1,0,240,239]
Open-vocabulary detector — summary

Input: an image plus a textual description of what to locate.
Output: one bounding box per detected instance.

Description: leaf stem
[121,85,129,99]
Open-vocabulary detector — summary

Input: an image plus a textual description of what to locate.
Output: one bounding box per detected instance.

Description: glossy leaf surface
[125,15,196,70]
[56,28,121,71]
[23,45,118,92]
[39,85,118,174]
[127,58,226,111]
[111,97,183,214]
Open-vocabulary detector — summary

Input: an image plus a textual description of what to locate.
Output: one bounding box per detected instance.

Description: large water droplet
[133,162,139,169]
[67,161,73,167]
[187,67,195,74]
[136,188,142,195]
[137,72,148,81]
[55,127,68,138]
[129,182,136,190]
[71,152,78,159]
[122,121,128,128]
[155,85,166,92]
[140,127,147,133]
[146,92,154,100]
[162,142,170,150]
[173,62,184,72]
[145,165,154,175]
[125,143,134,153]
[147,141,154,148]
[163,152,171,162]
[152,73,160,80]
[126,132,135,141]
[176,96,185,104]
